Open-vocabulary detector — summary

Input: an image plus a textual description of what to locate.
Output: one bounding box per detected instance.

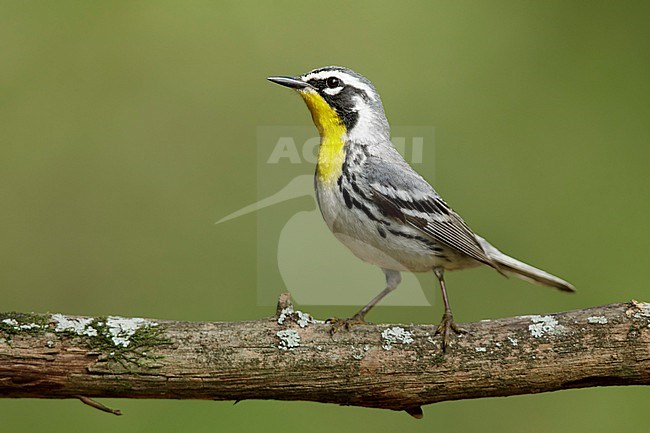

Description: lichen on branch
[0,297,649,418]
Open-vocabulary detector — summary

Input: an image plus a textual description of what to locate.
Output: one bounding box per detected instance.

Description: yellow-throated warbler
[268,66,574,351]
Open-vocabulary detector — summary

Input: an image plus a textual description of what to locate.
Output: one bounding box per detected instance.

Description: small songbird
[268,66,574,351]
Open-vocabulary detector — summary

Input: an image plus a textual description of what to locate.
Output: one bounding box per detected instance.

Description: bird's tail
[476,236,575,293]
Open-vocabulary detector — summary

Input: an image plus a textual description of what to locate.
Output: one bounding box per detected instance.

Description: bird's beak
[267,75,310,90]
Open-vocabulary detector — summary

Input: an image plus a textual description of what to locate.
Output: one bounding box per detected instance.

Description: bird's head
[268,66,390,143]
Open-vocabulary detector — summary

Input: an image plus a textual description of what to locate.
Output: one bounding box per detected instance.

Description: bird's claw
[327,314,368,335]
[435,312,467,352]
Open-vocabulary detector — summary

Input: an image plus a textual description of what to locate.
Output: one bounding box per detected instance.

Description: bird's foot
[434,312,466,352]
[327,314,368,335]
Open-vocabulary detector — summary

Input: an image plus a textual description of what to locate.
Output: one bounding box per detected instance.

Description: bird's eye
[326,77,341,89]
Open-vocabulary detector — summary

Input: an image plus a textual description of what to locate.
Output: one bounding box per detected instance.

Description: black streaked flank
[352,197,381,223]
[350,180,362,195]
[387,228,444,253]
[342,188,353,209]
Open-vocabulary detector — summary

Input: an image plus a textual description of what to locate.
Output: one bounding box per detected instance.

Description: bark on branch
[1,295,649,418]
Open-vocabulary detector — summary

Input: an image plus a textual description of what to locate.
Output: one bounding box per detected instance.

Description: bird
[267,66,575,351]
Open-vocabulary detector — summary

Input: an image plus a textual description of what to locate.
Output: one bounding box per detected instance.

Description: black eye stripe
[306,78,342,90]
[306,78,369,101]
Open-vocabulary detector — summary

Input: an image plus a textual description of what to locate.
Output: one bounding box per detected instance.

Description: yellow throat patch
[299,90,347,185]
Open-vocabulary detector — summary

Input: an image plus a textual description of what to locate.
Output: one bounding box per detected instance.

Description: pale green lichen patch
[104,316,158,347]
[381,327,414,350]
[528,315,566,338]
[475,346,487,352]
[2,318,42,331]
[88,317,170,367]
[53,314,170,366]
[0,312,51,340]
[277,305,323,328]
[51,314,162,348]
[277,329,300,350]
[587,316,608,324]
[1,312,170,366]
[52,314,98,336]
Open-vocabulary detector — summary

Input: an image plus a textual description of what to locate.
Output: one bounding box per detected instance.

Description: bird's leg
[329,269,401,335]
[433,268,466,352]
[327,289,385,333]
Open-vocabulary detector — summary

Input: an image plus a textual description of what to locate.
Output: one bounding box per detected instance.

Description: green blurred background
[2,1,649,432]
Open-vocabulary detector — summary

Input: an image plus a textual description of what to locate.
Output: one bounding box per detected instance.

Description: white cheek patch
[323,86,343,96]
[346,95,387,142]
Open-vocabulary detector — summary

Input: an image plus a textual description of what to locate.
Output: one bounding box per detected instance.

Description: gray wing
[359,147,494,267]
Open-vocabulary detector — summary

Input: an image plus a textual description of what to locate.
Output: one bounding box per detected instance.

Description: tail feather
[476,236,575,293]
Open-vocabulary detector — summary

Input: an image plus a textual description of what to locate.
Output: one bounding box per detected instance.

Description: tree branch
[1,296,649,418]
